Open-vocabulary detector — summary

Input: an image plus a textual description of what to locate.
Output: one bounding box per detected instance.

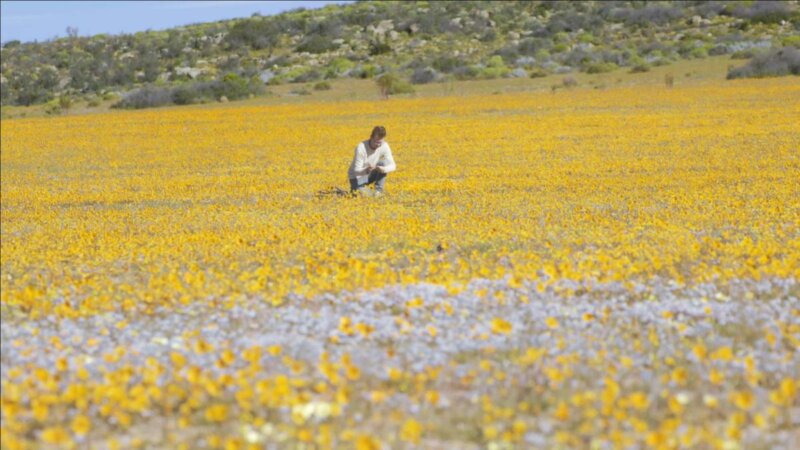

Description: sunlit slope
[1,78,799,317]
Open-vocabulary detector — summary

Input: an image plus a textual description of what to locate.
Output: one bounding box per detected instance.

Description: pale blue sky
[1,1,351,44]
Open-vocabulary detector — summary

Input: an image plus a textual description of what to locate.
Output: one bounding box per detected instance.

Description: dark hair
[371,126,387,139]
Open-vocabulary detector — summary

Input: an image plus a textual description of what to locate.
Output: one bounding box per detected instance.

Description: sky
[1,1,351,44]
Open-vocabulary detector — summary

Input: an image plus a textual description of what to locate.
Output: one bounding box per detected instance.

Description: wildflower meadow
[1,76,799,449]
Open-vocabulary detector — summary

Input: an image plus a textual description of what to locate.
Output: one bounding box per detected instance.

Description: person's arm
[378,143,396,173]
[352,143,373,177]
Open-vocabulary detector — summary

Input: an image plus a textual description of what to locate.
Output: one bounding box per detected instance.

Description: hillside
[1,0,798,109]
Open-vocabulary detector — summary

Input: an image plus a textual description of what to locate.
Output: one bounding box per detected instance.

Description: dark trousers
[349,170,387,192]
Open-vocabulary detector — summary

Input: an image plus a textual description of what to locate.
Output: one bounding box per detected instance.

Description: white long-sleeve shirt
[347,140,396,179]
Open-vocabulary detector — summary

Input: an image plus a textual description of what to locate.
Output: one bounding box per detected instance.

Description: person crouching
[348,126,396,197]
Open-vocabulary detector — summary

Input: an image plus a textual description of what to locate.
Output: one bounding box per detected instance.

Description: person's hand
[366,164,376,172]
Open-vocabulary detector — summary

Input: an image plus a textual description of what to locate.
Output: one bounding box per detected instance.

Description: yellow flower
[627,392,649,410]
[338,317,354,336]
[554,402,570,421]
[32,401,49,421]
[71,414,91,436]
[370,390,387,403]
[40,426,70,444]
[425,390,440,405]
[692,343,707,361]
[779,378,797,399]
[388,367,403,381]
[355,435,380,450]
[400,418,423,444]
[491,318,512,334]
[483,425,498,440]
[711,346,734,362]
[671,367,688,386]
[218,349,236,367]
[709,369,725,385]
[205,404,228,423]
[406,297,424,308]
[355,322,375,337]
[729,390,755,411]
[703,394,718,408]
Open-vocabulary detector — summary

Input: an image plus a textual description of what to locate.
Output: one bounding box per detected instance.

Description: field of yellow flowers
[1,76,799,449]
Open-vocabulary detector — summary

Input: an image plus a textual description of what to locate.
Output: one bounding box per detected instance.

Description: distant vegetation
[1,0,798,109]
[112,73,264,109]
[727,46,800,78]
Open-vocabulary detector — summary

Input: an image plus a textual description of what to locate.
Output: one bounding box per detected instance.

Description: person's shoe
[356,188,372,197]
[373,191,383,198]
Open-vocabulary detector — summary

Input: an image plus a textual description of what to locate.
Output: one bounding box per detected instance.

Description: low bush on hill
[727,47,800,79]
[114,73,264,109]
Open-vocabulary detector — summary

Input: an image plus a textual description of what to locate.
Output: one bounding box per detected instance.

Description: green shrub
[432,55,463,73]
[480,66,511,79]
[58,94,73,111]
[577,32,596,44]
[296,35,338,54]
[115,74,264,110]
[369,38,392,56]
[781,35,800,49]
[313,81,332,91]
[487,55,506,68]
[359,64,378,79]
[44,98,64,115]
[478,29,497,43]
[627,54,647,67]
[375,73,414,98]
[535,49,551,60]
[731,49,760,59]
[480,56,511,79]
[733,1,794,24]
[453,65,482,80]
[113,86,173,109]
[529,68,548,78]
[172,84,203,105]
[326,57,355,76]
[292,70,321,83]
[585,62,617,74]
[278,67,310,83]
[219,72,250,99]
[727,47,800,79]
[553,32,569,44]
[652,58,672,66]
[225,17,281,51]
[689,47,709,59]
[629,64,651,73]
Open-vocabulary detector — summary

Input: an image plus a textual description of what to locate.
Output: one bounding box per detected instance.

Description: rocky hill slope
[1,0,798,107]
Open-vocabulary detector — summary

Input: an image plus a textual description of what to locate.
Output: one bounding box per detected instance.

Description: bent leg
[369,171,387,192]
